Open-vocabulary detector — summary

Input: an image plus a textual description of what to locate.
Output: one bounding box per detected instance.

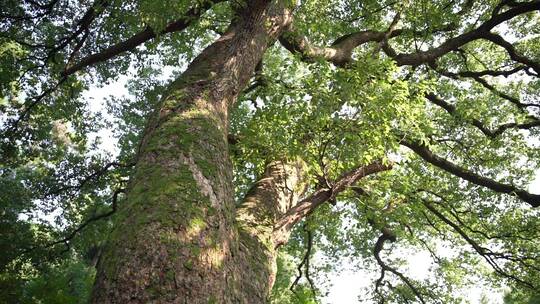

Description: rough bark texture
[235,160,308,301]
[90,1,294,303]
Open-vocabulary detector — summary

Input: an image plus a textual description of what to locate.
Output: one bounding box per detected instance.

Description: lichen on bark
[91,1,295,303]
[91,97,236,303]
[235,159,308,300]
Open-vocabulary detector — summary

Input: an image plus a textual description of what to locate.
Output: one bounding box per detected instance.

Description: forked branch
[273,161,393,246]
[373,227,426,304]
[279,1,540,67]
[401,139,540,207]
[425,93,540,138]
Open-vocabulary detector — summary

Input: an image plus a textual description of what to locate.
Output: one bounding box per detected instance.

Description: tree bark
[90,2,295,303]
[235,159,308,301]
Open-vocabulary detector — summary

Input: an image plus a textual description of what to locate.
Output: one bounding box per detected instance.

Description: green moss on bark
[95,100,232,295]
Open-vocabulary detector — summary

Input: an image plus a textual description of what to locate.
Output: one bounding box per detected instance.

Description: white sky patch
[82,75,130,157]
[324,270,374,304]
[323,245,507,304]
[81,60,178,157]
[528,171,540,194]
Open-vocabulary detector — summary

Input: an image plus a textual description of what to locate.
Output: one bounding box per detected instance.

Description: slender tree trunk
[91,2,296,303]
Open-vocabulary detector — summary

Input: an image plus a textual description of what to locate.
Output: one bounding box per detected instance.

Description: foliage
[1,0,540,303]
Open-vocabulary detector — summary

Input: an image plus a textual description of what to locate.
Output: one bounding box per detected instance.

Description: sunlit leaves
[1,0,540,302]
[232,50,431,187]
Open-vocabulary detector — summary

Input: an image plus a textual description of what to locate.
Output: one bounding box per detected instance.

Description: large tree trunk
[90,2,296,303]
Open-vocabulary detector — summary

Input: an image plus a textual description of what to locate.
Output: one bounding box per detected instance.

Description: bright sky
[323,251,501,304]
[85,74,540,304]
[323,173,540,304]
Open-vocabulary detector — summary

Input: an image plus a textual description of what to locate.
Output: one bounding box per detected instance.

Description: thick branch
[401,139,540,207]
[235,157,308,275]
[273,161,392,246]
[236,160,307,230]
[392,1,540,66]
[62,0,224,76]
[279,26,398,66]
[279,1,540,67]
[483,32,540,75]
[425,93,540,138]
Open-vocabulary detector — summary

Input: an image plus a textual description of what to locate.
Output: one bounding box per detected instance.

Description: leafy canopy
[1,0,540,303]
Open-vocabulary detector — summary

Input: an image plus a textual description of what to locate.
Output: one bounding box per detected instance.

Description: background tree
[1,0,540,303]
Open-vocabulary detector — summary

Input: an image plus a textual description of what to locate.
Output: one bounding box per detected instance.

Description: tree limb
[22,188,126,256]
[434,67,540,110]
[279,27,398,66]
[373,228,426,304]
[425,93,540,138]
[401,138,540,207]
[273,161,393,246]
[421,199,536,289]
[279,1,540,67]
[61,0,225,76]
[290,224,317,301]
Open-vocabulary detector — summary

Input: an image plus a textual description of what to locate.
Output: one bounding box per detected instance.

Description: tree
[1,0,540,303]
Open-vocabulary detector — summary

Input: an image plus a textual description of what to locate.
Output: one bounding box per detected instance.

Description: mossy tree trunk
[235,160,308,301]
[90,2,299,303]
